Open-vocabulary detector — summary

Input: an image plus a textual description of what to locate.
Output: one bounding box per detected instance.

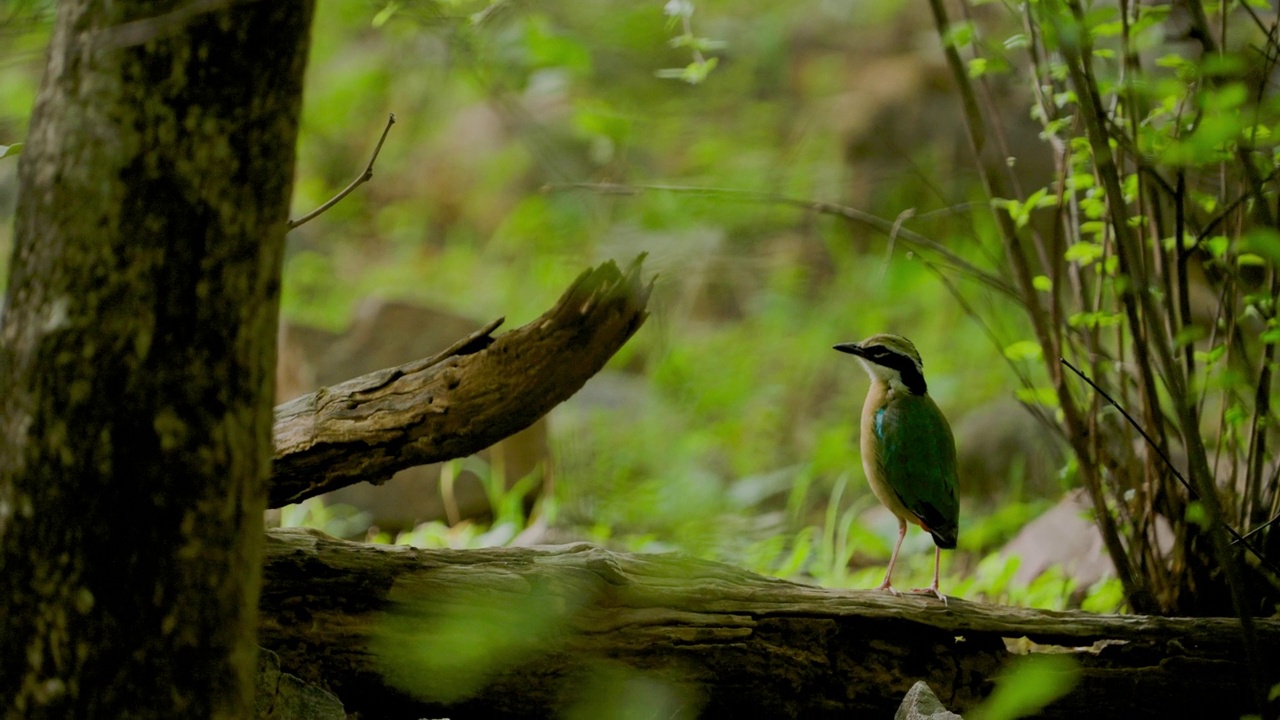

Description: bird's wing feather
[874,394,960,547]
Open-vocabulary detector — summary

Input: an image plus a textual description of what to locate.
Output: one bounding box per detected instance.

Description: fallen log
[268,256,651,508]
[260,527,1279,718]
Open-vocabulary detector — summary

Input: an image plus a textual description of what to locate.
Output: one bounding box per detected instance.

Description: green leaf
[1156,54,1190,69]
[1032,275,1053,292]
[525,17,594,73]
[655,57,718,84]
[1239,228,1280,266]
[1004,340,1043,361]
[1067,173,1094,191]
[1225,403,1247,426]
[1194,344,1227,365]
[972,654,1080,720]
[1185,501,1209,529]
[945,21,976,48]
[1201,82,1247,112]
[1068,311,1123,329]
[1174,325,1207,347]
[1080,577,1125,613]
[371,2,399,27]
[1204,235,1229,258]
[0,143,21,159]
[1064,242,1103,264]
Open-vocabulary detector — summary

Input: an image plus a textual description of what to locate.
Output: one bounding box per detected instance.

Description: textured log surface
[260,528,1277,719]
[268,257,651,508]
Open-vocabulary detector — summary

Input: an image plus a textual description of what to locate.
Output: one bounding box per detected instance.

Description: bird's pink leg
[877,518,906,596]
[910,546,948,606]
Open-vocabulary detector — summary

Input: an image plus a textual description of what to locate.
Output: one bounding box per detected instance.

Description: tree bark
[268,256,651,509]
[261,528,1279,719]
[0,3,314,718]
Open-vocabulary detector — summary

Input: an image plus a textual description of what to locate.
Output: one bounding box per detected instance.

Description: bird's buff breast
[858,382,915,521]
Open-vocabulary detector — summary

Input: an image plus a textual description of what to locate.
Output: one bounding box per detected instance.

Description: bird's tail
[927,523,957,550]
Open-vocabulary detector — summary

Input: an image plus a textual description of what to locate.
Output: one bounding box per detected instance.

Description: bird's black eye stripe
[867,348,896,362]
[866,346,927,395]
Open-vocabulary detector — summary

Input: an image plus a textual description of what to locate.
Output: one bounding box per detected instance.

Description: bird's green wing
[874,394,960,548]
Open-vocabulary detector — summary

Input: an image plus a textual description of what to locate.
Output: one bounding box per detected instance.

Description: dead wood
[261,527,1278,719]
[268,256,651,508]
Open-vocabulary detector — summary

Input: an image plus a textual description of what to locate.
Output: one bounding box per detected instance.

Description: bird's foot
[909,586,949,606]
[876,581,903,597]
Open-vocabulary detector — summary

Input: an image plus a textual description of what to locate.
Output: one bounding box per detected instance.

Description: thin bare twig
[288,113,397,231]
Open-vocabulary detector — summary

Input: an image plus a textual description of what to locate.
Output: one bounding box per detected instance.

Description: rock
[999,487,1173,590]
[1000,489,1111,588]
[256,647,345,720]
[895,680,963,720]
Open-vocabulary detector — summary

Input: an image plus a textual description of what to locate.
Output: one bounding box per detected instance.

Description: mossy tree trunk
[0,2,314,717]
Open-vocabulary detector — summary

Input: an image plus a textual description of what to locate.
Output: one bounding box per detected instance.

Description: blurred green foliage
[970,654,1080,720]
[9,0,1232,713]
[5,0,1090,608]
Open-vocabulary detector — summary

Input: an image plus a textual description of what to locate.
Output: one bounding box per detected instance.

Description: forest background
[3,0,1275,617]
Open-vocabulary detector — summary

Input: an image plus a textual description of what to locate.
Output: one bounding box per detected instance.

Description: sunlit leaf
[1194,344,1227,365]
[372,578,588,704]
[371,2,399,27]
[946,21,976,48]
[1065,242,1103,264]
[971,654,1080,720]
[1185,501,1209,529]
[1067,173,1094,190]
[1239,228,1280,266]
[1156,54,1192,69]
[0,143,21,159]
[1079,220,1106,236]
[655,57,718,84]
[1004,340,1043,361]
[1080,577,1125,613]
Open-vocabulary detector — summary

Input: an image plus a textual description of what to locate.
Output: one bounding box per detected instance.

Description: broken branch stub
[268,255,652,508]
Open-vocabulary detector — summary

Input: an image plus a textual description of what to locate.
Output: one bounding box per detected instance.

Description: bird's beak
[833,342,865,357]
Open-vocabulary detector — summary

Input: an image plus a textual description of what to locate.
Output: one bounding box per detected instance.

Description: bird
[833,333,959,602]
